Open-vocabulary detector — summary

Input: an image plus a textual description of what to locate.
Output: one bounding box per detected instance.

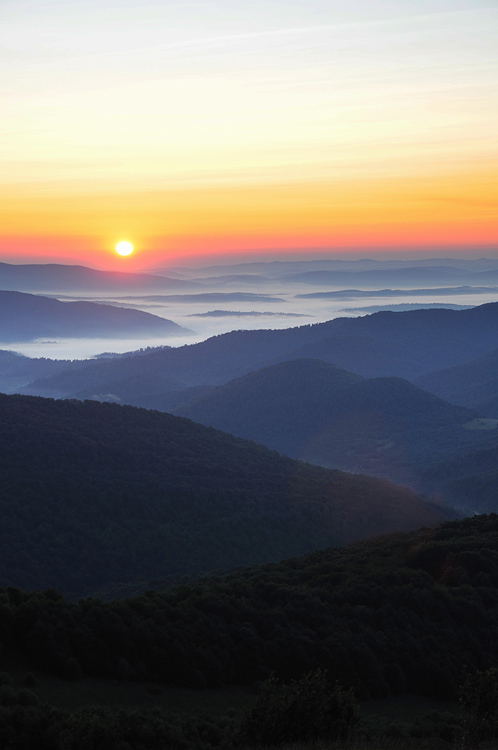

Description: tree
[233,669,358,746]
[459,667,498,747]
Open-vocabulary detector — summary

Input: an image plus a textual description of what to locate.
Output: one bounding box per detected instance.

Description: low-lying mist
[2,256,498,360]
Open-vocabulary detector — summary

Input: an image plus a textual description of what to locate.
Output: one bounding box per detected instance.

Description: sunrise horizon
[2,1,496,274]
[1,242,498,275]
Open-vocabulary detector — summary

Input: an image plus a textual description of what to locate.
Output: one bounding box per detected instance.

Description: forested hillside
[417,348,498,418]
[21,302,498,402]
[1,514,497,701]
[20,322,337,398]
[173,359,496,489]
[0,394,448,598]
[0,350,73,394]
[422,442,498,514]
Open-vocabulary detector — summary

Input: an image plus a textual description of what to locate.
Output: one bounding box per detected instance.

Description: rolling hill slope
[0,290,189,342]
[417,348,498,418]
[20,303,498,401]
[173,359,495,489]
[0,350,74,393]
[1,514,497,702]
[0,261,199,293]
[421,441,498,514]
[0,393,450,598]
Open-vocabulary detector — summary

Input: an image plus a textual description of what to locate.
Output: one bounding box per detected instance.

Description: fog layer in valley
[2,256,498,359]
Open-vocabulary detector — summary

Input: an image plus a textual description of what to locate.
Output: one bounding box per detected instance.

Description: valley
[1,256,498,748]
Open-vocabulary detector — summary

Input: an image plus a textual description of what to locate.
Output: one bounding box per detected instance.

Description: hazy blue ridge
[416,348,498,418]
[0,289,189,342]
[173,358,497,504]
[19,303,498,402]
[0,261,201,292]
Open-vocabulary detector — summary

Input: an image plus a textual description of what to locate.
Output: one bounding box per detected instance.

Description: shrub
[233,669,358,746]
[459,667,498,746]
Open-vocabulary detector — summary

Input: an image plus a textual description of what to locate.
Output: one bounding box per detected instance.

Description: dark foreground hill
[0,394,448,598]
[2,514,497,703]
[0,290,188,343]
[173,359,495,489]
[20,302,498,401]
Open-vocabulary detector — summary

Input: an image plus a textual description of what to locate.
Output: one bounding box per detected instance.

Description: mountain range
[159,256,498,287]
[0,289,189,342]
[14,302,498,513]
[19,302,498,396]
[171,358,493,489]
[0,261,202,293]
[2,260,498,747]
[4,259,498,297]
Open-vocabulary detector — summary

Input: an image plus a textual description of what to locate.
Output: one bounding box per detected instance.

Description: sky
[1,0,497,270]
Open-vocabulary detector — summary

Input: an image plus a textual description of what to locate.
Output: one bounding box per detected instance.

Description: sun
[116,241,133,256]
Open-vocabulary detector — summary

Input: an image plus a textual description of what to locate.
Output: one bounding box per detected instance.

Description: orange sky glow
[1,168,496,271]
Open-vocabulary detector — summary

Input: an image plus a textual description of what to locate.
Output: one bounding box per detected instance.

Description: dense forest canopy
[1,514,497,703]
[172,358,496,494]
[0,393,447,598]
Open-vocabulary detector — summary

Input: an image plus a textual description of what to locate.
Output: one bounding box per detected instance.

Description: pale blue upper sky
[2,0,497,189]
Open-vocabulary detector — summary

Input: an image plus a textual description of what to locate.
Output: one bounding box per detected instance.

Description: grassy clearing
[0,655,473,750]
[2,653,254,716]
[361,694,458,722]
[0,653,460,723]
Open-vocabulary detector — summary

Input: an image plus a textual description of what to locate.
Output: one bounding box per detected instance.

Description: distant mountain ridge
[297,285,496,299]
[0,289,189,342]
[280,267,473,287]
[161,255,498,277]
[20,302,498,399]
[171,260,498,290]
[0,261,199,293]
